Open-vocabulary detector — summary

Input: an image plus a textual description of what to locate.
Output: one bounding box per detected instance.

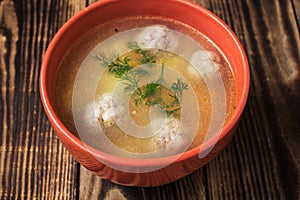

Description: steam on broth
[55,16,236,158]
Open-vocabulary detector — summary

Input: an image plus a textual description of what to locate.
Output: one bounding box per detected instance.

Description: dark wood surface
[0,0,299,199]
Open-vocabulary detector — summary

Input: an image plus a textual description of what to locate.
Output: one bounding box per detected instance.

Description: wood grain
[0,0,299,199]
[0,0,86,199]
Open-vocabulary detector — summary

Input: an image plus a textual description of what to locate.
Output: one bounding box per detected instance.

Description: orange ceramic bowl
[40,0,249,186]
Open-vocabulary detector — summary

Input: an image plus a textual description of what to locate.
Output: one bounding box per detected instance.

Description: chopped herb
[127,41,156,65]
[95,47,188,118]
[121,64,165,105]
[95,53,133,78]
[127,41,140,50]
[133,83,160,106]
[95,41,156,78]
[108,56,133,78]
[141,83,160,99]
[170,78,188,102]
[120,70,142,97]
[94,52,115,66]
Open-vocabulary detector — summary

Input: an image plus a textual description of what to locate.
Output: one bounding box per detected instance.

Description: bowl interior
[40,0,249,166]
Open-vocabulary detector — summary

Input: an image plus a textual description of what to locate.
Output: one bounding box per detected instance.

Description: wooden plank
[0,0,86,199]
[291,0,300,27]
[79,166,207,200]
[0,0,298,199]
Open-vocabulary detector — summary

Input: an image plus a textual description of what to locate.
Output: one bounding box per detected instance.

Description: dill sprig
[170,78,188,103]
[94,52,115,66]
[141,63,165,100]
[109,56,133,78]
[95,53,133,78]
[121,64,164,105]
[127,41,156,65]
[95,41,156,79]
[127,41,140,50]
[95,48,188,117]
[120,70,143,97]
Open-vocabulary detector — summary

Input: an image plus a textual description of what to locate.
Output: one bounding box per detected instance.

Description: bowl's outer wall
[54,122,237,186]
[40,0,249,186]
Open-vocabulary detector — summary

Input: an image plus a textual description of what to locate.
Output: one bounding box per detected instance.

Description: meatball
[153,118,182,149]
[137,25,178,50]
[94,93,123,127]
[190,50,222,78]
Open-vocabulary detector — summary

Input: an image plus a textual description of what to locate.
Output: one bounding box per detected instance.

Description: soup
[55,16,236,158]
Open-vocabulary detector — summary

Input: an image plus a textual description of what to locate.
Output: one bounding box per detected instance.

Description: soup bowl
[40,0,249,186]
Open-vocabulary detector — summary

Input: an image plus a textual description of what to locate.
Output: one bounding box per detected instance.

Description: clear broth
[55,16,236,158]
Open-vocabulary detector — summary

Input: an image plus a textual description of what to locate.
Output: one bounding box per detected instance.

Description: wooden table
[0,0,299,199]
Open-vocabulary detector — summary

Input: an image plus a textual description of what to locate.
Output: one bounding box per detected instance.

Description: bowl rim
[40,0,250,168]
